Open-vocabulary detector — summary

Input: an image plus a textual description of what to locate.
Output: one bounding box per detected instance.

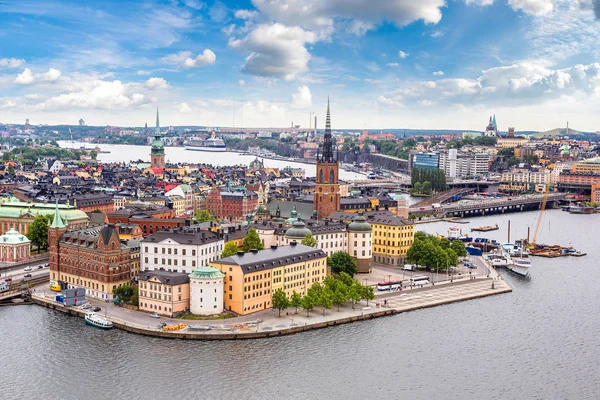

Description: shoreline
[31,277,511,341]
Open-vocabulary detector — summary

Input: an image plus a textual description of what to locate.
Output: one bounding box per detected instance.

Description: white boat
[508,257,531,277]
[84,312,113,330]
[184,133,226,152]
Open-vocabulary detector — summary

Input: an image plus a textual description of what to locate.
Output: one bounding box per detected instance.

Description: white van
[402,264,416,271]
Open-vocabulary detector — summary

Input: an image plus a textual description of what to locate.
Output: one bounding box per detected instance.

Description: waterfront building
[49,204,136,300]
[150,108,165,169]
[189,266,225,315]
[210,243,327,315]
[0,197,88,235]
[314,100,340,219]
[500,170,551,193]
[348,213,373,273]
[0,228,31,262]
[138,270,190,317]
[591,184,600,203]
[572,157,600,174]
[558,171,600,191]
[141,227,224,274]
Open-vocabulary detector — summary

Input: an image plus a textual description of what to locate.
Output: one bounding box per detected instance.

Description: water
[2,210,599,399]
[57,141,365,180]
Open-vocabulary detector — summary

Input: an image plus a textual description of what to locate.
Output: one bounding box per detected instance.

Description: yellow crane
[529,187,550,248]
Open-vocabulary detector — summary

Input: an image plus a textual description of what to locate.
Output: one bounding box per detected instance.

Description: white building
[347,213,373,273]
[281,220,348,257]
[141,227,224,274]
[189,266,225,315]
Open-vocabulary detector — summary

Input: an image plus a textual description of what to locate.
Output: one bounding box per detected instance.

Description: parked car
[81,304,92,310]
[463,262,476,269]
[150,313,160,318]
[24,266,33,272]
[37,265,44,269]
[92,306,101,312]
[5,277,12,283]
[157,322,167,329]
[24,273,32,278]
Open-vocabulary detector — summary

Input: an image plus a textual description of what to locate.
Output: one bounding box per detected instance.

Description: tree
[450,239,468,258]
[271,288,290,317]
[91,209,102,213]
[242,228,264,252]
[361,285,375,306]
[221,241,240,258]
[331,280,348,311]
[301,288,319,317]
[348,281,363,309]
[301,232,318,248]
[194,209,217,223]
[6,164,15,174]
[320,287,333,314]
[327,251,358,276]
[26,214,52,252]
[290,290,302,313]
[113,285,138,305]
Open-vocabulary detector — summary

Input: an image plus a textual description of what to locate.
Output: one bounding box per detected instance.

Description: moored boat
[184,132,226,152]
[84,312,113,330]
[508,257,531,277]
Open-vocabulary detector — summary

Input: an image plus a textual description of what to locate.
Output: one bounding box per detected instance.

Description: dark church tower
[150,108,165,168]
[314,99,340,219]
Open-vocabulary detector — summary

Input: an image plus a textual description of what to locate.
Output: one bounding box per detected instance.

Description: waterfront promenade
[31,258,511,340]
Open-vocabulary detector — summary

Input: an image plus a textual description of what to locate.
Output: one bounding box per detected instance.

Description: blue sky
[1,0,600,131]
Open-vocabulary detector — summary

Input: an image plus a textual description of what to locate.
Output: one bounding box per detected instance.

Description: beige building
[138,270,190,317]
[497,137,530,148]
[0,228,31,262]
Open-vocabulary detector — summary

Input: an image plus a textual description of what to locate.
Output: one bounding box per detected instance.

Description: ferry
[184,133,226,152]
[84,312,113,330]
[508,257,531,277]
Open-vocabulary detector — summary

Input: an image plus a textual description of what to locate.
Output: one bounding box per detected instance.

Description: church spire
[325,97,331,134]
[319,98,335,163]
[155,107,161,136]
[49,200,66,229]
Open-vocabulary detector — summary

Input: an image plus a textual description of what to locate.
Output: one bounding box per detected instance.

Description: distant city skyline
[1,0,600,131]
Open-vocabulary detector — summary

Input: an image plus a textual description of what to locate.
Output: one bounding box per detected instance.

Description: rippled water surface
[2,210,599,400]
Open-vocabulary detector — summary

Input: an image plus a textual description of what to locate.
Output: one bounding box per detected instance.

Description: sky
[0,0,600,131]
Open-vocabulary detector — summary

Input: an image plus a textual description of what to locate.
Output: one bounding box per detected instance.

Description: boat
[446,227,472,242]
[84,312,113,330]
[570,251,587,257]
[567,205,594,214]
[508,257,531,277]
[471,224,499,232]
[94,145,111,154]
[184,132,226,152]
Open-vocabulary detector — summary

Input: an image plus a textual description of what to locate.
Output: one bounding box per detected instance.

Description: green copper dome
[189,266,225,280]
[285,220,311,239]
[348,212,372,233]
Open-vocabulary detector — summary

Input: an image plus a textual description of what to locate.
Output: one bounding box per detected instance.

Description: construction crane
[529,187,550,248]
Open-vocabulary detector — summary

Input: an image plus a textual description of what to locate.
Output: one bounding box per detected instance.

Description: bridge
[409,193,567,218]
[413,187,477,207]
[0,273,49,302]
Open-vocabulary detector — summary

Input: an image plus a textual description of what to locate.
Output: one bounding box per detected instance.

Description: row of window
[141,303,172,313]
[145,246,222,256]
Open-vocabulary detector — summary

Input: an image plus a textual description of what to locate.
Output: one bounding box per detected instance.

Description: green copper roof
[285,220,311,239]
[0,199,87,223]
[348,212,372,232]
[151,107,164,154]
[49,201,66,229]
[0,228,30,244]
[189,266,225,279]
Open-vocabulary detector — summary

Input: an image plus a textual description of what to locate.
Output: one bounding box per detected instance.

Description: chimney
[251,248,259,254]
[271,244,278,250]
[237,251,244,257]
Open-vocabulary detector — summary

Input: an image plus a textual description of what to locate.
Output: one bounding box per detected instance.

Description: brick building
[106,205,184,237]
[206,187,258,221]
[49,203,137,300]
[314,100,340,219]
[69,193,115,214]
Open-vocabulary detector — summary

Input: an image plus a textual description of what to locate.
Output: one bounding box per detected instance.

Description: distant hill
[534,127,589,138]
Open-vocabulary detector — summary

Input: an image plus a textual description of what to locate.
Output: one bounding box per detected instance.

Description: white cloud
[430,30,444,37]
[183,0,204,10]
[15,68,35,84]
[419,100,437,106]
[14,68,61,85]
[182,49,217,68]
[160,51,192,65]
[144,77,169,90]
[136,70,152,76]
[291,86,312,109]
[387,63,400,67]
[398,50,409,59]
[464,0,495,5]
[177,102,192,113]
[0,58,25,69]
[508,0,554,16]
[578,0,600,19]
[0,98,17,109]
[229,23,317,80]
[234,9,259,20]
[209,1,229,22]
[433,70,445,76]
[238,80,246,86]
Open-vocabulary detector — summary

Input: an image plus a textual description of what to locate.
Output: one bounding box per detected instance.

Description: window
[192,250,196,256]
[182,249,186,256]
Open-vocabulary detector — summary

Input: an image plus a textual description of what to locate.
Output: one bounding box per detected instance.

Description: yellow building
[210,243,327,315]
[573,157,600,174]
[138,270,190,317]
[368,211,414,267]
[167,195,186,216]
[497,137,530,148]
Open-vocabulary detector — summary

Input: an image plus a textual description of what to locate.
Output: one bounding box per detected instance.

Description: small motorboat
[84,312,113,330]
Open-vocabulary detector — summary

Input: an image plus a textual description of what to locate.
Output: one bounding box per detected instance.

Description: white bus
[410,276,430,286]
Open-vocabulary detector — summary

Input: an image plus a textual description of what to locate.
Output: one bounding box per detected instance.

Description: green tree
[320,287,333,314]
[450,239,468,258]
[497,147,515,156]
[360,285,375,306]
[194,209,217,223]
[290,290,302,313]
[327,251,358,276]
[348,281,363,309]
[6,164,15,174]
[26,214,52,252]
[113,285,138,305]
[221,241,240,258]
[331,280,348,311]
[422,181,433,195]
[301,287,319,317]
[271,288,290,317]
[242,228,264,252]
[301,232,318,247]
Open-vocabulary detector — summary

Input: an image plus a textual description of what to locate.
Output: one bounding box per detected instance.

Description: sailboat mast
[508,220,511,243]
